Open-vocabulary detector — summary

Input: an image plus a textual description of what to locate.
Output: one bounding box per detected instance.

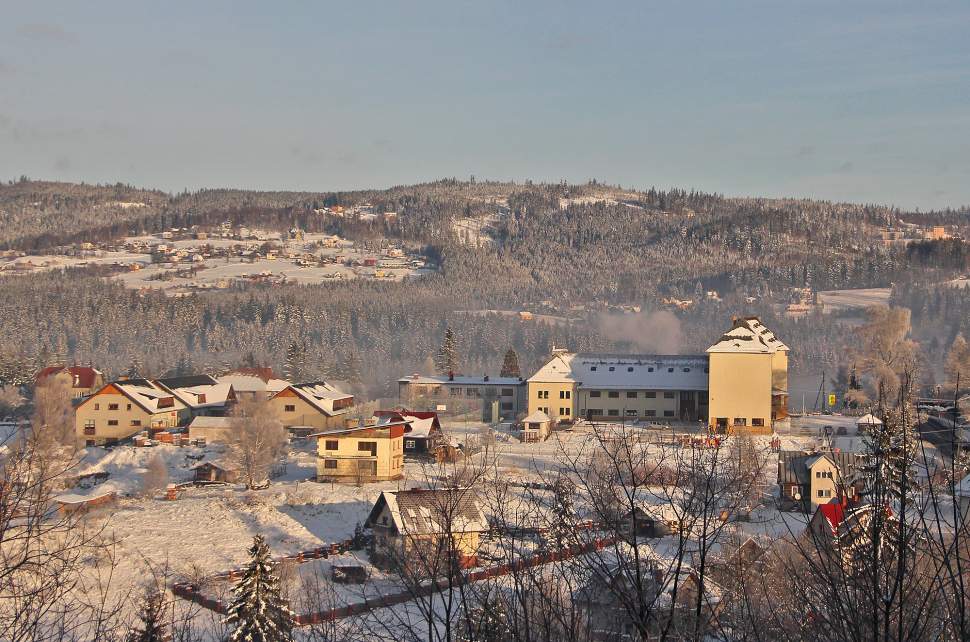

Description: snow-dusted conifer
[224,535,295,642]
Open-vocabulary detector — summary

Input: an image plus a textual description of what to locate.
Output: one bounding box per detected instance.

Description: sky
[1,1,969,210]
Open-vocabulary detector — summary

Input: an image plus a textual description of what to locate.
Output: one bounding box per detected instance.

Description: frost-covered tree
[435,327,459,375]
[224,535,295,642]
[945,333,970,393]
[127,585,166,642]
[499,348,520,378]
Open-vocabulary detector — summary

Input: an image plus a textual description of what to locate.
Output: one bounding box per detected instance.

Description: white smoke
[596,310,682,354]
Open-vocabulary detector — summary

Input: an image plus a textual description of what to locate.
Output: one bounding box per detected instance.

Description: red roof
[375,409,442,432]
[818,500,847,533]
[35,366,102,389]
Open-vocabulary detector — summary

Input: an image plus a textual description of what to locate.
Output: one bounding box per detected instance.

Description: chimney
[448,371,454,381]
[484,374,489,382]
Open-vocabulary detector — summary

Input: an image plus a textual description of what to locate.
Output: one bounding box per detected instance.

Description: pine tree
[224,536,295,642]
[435,327,459,375]
[548,475,577,551]
[127,585,166,642]
[499,348,520,378]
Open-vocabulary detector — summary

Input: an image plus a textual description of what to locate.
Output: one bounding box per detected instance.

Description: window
[83,426,96,436]
[647,367,654,372]
[627,367,634,372]
[560,390,570,399]
[560,407,571,416]
[683,368,690,373]
[668,367,674,373]
[626,391,637,399]
[663,392,675,399]
[86,440,96,447]
[664,410,675,417]
[94,403,100,410]
[501,401,513,410]
[590,366,597,371]
[645,391,656,398]
[608,391,619,398]
[467,388,479,397]
[358,441,377,455]
[608,409,619,417]
[126,404,132,411]
[608,366,615,371]
[405,439,416,448]
[816,471,821,479]
[645,410,656,417]
[108,403,119,411]
[752,418,765,427]
[734,418,746,426]
[501,388,513,396]
[284,404,296,412]
[107,419,118,426]
[587,409,602,416]
[325,440,338,450]
[537,390,549,399]
[450,388,461,397]
[323,459,337,469]
[625,409,637,417]
[589,390,601,398]
[131,420,141,427]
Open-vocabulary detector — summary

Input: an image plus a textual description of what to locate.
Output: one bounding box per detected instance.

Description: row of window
[589,365,708,374]
[93,403,133,411]
[448,387,517,397]
[537,390,571,400]
[715,417,766,427]
[82,419,142,433]
[586,409,676,418]
[589,390,677,399]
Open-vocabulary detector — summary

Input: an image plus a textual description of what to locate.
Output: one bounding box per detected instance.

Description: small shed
[54,490,117,514]
[856,413,883,433]
[191,459,239,483]
[332,564,368,584]
[520,410,551,443]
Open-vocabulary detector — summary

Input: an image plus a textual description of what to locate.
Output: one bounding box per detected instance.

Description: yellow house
[312,420,404,482]
[706,317,788,434]
[525,350,578,423]
[269,382,354,434]
[75,380,191,447]
[365,488,487,570]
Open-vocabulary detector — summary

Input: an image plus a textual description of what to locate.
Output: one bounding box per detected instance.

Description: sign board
[827,394,836,407]
[436,404,447,412]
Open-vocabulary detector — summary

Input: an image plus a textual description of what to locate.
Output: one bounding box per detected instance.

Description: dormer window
[608,367,615,372]
[683,368,690,372]
[590,366,597,371]
[627,367,634,372]
[648,367,654,372]
[668,368,674,373]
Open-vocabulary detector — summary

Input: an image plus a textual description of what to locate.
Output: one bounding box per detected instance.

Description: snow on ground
[817,287,891,312]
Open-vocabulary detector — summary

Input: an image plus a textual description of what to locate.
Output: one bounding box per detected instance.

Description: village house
[35,365,105,400]
[312,419,404,482]
[269,381,354,434]
[191,458,240,483]
[373,409,442,455]
[365,488,487,570]
[75,379,192,447]
[396,373,526,420]
[778,450,864,512]
[186,416,234,443]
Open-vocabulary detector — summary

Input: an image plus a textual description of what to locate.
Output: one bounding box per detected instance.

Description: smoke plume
[596,310,682,354]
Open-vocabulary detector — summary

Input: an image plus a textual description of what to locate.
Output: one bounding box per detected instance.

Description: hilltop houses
[75,379,192,447]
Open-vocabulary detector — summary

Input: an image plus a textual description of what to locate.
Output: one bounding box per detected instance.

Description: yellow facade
[526,380,576,423]
[707,352,774,433]
[75,384,189,447]
[270,389,348,431]
[315,426,404,481]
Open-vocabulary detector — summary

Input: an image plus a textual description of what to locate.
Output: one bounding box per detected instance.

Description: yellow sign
[827,394,836,406]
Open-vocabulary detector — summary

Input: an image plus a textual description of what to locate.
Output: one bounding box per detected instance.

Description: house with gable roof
[365,488,487,570]
[269,381,354,434]
[74,379,191,447]
[35,365,105,400]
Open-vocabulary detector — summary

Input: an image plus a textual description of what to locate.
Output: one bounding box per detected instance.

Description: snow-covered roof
[283,381,353,416]
[856,413,883,426]
[398,374,522,386]
[159,379,234,410]
[401,416,436,438]
[94,379,189,414]
[217,374,291,394]
[368,488,487,535]
[522,410,551,424]
[706,317,788,354]
[528,352,709,391]
[187,416,233,429]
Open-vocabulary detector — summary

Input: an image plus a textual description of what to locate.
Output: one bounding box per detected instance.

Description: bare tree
[228,397,288,489]
[31,377,76,453]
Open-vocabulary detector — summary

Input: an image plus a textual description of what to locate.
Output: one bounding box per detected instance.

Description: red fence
[173,536,617,626]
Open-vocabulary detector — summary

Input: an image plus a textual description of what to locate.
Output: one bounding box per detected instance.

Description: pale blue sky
[1,1,969,209]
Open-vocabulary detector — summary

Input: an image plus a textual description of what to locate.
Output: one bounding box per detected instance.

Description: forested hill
[0,177,968,396]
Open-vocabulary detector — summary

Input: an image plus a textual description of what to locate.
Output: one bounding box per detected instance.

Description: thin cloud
[836,161,854,173]
[795,145,815,158]
[17,22,78,44]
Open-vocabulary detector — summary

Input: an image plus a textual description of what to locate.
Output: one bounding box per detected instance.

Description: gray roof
[778,450,864,486]
[367,488,486,535]
[529,352,710,391]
